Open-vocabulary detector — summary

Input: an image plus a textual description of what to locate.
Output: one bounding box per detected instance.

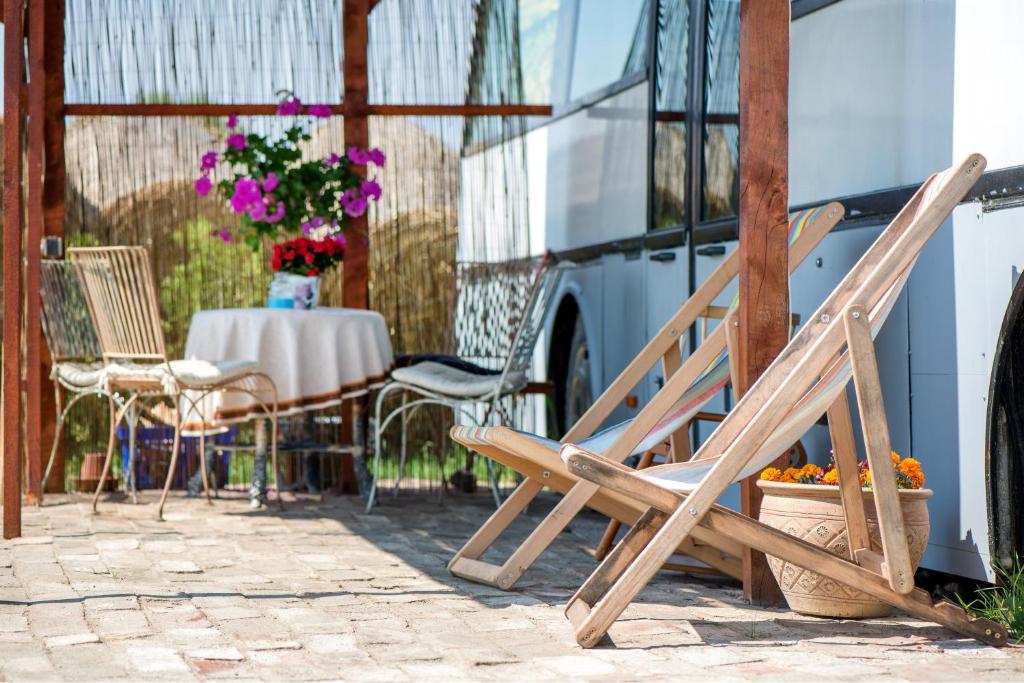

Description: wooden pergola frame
[2,0,791,609]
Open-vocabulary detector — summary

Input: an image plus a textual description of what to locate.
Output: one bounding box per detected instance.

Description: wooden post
[3,0,26,538]
[340,0,370,493]
[24,0,45,504]
[41,0,65,493]
[737,0,790,605]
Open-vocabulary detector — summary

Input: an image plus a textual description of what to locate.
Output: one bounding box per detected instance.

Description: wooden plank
[62,103,554,117]
[737,0,791,606]
[24,0,45,504]
[3,0,25,539]
[843,305,914,594]
[41,0,65,493]
[826,391,871,558]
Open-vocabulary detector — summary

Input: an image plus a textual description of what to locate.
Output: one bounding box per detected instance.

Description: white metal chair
[70,246,282,520]
[368,256,573,512]
[39,260,124,503]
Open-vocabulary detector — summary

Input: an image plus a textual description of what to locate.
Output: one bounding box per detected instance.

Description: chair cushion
[54,361,105,388]
[391,361,526,398]
[103,359,259,390]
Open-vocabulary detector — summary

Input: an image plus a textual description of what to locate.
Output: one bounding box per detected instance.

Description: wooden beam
[3,0,25,538]
[61,103,553,117]
[41,0,64,493]
[737,0,790,605]
[343,0,370,311]
[24,0,44,505]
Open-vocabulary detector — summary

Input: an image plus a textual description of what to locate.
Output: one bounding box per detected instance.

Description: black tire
[564,316,593,431]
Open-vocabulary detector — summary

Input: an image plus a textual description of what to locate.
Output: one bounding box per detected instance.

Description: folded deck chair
[447,202,844,588]
[559,153,1008,648]
[368,254,572,512]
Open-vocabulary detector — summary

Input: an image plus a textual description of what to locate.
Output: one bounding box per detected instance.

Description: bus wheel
[565,317,593,430]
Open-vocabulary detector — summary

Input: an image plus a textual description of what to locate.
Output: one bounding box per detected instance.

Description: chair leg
[92,395,122,514]
[596,449,657,560]
[40,384,65,506]
[157,408,184,521]
[199,427,213,505]
[395,393,409,496]
[126,400,139,505]
[271,417,283,510]
[367,388,389,512]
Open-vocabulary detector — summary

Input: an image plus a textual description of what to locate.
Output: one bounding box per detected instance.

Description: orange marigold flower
[781,467,800,484]
[760,467,782,482]
[859,469,872,487]
[890,451,901,467]
[898,457,925,488]
[822,469,839,485]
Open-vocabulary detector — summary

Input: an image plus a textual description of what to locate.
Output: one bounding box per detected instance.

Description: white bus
[462,0,1024,583]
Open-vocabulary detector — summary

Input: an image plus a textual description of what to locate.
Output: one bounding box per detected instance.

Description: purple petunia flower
[307,104,332,118]
[333,232,347,249]
[347,146,371,165]
[262,172,279,192]
[200,151,218,171]
[324,152,340,167]
[194,175,213,197]
[277,96,303,116]
[226,133,247,151]
[230,178,262,214]
[368,148,386,167]
[226,113,238,129]
[361,179,382,202]
[218,228,232,243]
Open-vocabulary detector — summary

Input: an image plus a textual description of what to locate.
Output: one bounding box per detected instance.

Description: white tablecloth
[183,307,393,427]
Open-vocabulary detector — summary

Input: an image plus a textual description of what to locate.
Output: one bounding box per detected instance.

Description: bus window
[568,0,649,101]
[652,0,689,229]
[703,0,739,221]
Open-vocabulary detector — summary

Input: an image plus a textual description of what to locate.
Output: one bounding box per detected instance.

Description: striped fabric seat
[451,206,830,464]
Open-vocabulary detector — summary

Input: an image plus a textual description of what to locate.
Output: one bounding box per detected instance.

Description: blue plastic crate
[118,425,236,490]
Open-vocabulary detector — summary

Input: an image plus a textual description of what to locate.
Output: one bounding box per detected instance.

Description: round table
[183,307,394,426]
[183,307,393,498]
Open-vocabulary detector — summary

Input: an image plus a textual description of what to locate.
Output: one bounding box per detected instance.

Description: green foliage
[157,217,266,356]
[958,556,1024,642]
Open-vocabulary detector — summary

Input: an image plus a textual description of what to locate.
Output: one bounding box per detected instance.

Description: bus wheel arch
[548,294,594,437]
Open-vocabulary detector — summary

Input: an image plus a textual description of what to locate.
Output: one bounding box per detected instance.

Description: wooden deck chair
[447,202,844,588]
[559,153,1009,648]
[70,246,281,520]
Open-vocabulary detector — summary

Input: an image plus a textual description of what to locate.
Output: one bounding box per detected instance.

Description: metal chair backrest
[69,246,168,364]
[40,260,102,363]
[498,255,574,384]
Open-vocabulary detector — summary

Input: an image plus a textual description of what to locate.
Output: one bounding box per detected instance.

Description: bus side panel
[790,0,955,204]
[600,253,647,426]
[543,83,649,252]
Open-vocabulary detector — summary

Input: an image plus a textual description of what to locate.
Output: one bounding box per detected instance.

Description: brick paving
[1,490,1020,681]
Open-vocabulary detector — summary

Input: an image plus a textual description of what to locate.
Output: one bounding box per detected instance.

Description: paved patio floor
[1,489,1020,681]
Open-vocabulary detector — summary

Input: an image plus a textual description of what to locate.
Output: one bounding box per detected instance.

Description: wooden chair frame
[559,154,1008,648]
[69,246,282,520]
[448,203,844,589]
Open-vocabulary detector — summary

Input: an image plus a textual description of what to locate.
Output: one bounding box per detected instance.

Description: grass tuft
[957,556,1024,643]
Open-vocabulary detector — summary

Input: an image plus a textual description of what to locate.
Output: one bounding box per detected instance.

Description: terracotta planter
[756,480,932,618]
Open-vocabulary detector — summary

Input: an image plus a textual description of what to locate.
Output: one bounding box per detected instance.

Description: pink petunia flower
[194,175,213,197]
[200,151,218,171]
[368,148,386,167]
[226,113,238,129]
[343,196,368,218]
[266,201,286,223]
[347,146,371,165]
[361,179,382,202]
[226,133,247,151]
[230,178,262,214]
[262,172,279,192]
[277,96,303,116]
[307,104,332,118]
